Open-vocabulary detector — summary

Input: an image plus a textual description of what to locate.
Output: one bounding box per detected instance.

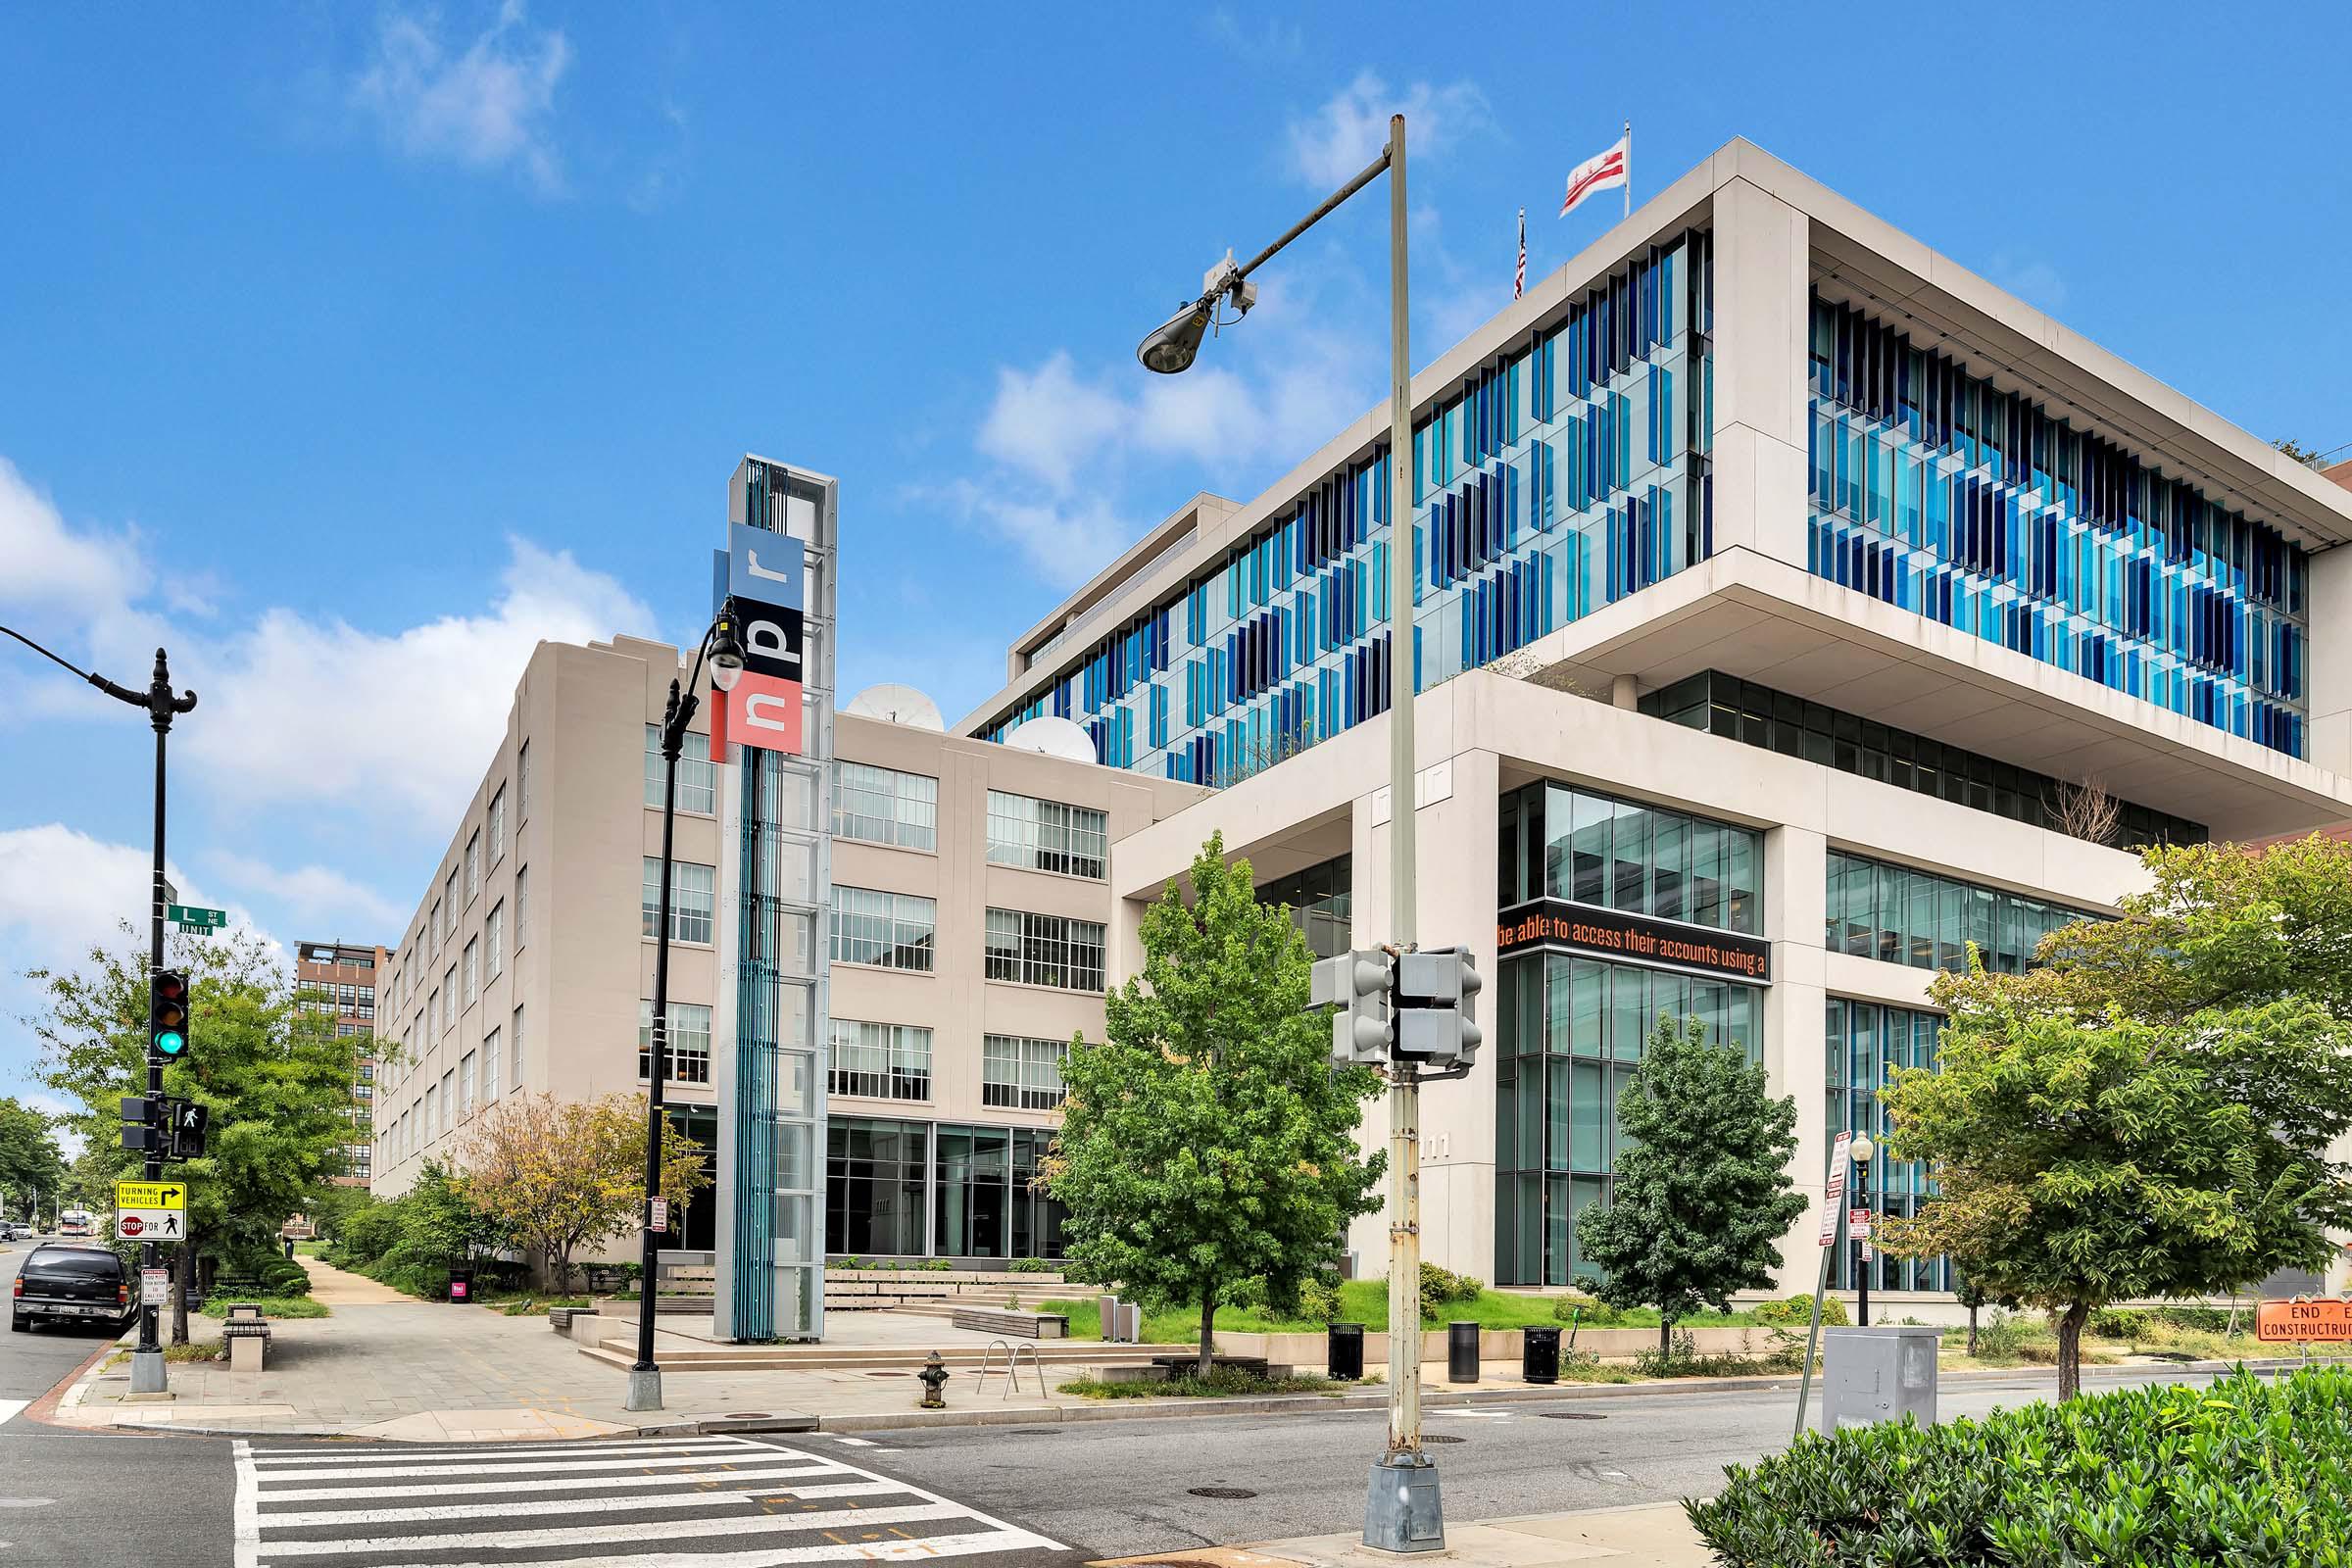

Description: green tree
[1048,835,1385,1377]
[1882,967,2352,1399]
[1575,1015,1807,1359]
[0,1098,69,1224]
[26,924,359,1341]
[460,1093,707,1293]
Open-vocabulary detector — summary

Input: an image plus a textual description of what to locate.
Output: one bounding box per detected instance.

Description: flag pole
[1623,120,1632,219]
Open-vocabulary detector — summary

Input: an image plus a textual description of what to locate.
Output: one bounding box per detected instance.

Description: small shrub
[1415,1262,1482,1320]
[1005,1257,1053,1274]
[1752,1293,1847,1328]
[915,1257,952,1272]
[1297,1278,1343,1325]
[1970,1306,2036,1363]
[1550,1292,1619,1325]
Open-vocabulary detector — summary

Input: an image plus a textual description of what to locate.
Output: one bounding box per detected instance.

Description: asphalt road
[0,1258,2275,1568]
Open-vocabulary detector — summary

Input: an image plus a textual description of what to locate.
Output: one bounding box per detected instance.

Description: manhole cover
[1187,1487,1257,1500]
[1418,1434,1466,1444]
[1542,1411,1607,1420]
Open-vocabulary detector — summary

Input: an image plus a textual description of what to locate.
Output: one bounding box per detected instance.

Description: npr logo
[712,523,808,760]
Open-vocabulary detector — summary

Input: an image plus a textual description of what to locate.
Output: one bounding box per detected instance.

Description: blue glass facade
[985,232,1715,782]
[1807,294,2310,758]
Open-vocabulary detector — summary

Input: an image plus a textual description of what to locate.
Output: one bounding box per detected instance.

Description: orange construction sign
[2256,1298,2352,1343]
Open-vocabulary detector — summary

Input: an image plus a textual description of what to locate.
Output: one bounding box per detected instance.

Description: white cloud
[352,0,572,192]
[208,851,407,934]
[977,353,1128,494]
[182,536,651,833]
[1984,252,2069,313]
[1285,71,1491,189]
[0,824,275,977]
[0,456,146,622]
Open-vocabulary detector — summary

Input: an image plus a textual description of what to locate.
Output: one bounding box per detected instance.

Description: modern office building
[293,940,389,1186]
[959,138,2352,1305]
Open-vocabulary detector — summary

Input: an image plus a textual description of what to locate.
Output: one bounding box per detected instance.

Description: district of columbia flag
[1559,130,1630,218]
[1514,208,1526,299]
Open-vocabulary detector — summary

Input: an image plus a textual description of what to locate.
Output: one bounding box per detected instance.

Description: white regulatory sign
[116,1208,187,1243]
[140,1268,171,1306]
[650,1197,668,1234]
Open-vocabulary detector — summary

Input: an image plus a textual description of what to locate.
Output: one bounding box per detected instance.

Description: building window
[1258,853,1352,958]
[1827,999,1949,1293]
[982,1035,1068,1109]
[828,1020,932,1101]
[1498,780,1762,935]
[517,740,531,819]
[442,965,456,1028]
[466,830,481,902]
[437,1069,453,1136]
[511,1004,524,1093]
[489,785,507,864]
[429,901,441,957]
[459,1052,476,1118]
[514,868,527,953]
[645,724,717,815]
[983,908,1105,991]
[986,791,1108,879]
[830,887,937,971]
[1491,950,1762,1287]
[824,1117,929,1257]
[1826,851,2102,974]
[463,938,479,1005]
[482,1028,500,1103]
[641,858,716,945]
[638,1001,714,1085]
[356,985,374,1020]
[426,989,438,1039]
[486,902,504,980]
[444,872,458,938]
[833,761,938,851]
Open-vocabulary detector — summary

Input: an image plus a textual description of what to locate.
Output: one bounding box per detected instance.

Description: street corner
[1090,1551,1310,1568]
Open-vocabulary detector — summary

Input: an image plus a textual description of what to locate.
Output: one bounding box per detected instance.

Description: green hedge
[1688,1366,2352,1566]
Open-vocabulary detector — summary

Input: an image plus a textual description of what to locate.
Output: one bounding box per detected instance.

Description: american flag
[1559,130,1630,218]
[1514,208,1526,299]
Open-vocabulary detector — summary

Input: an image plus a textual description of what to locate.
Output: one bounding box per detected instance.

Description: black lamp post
[624,604,746,1414]
[1850,1132,1877,1328]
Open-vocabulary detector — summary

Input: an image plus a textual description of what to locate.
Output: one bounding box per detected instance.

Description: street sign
[167,904,228,931]
[116,1180,187,1211]
[650,1197,668,1233]
[2257,1298,2352,1343]
[1850,1207,1873,1241]
[1820,1132,1853,1246]
[117,1208,185,1242]
[140,1268,170,1307]
[161,878,178,905]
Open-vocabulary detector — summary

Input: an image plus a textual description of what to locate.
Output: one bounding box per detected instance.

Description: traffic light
[1311,949,1394,1064]
[1394,947,1484,1064]
[150,969,190,1058]
[167,1100,208,1159]
[120,1095,162,1153]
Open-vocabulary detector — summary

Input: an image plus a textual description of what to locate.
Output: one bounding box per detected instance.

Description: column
[1706,178,1812,572]
[1762,822,1829,1297]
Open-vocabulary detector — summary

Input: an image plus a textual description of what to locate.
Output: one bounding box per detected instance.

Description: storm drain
[1186,1487,1258,1500]
[1541,1411,1607,1420]
[1418,1434,1466,1444]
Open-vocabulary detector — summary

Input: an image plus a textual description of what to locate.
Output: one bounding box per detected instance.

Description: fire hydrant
[916,1349,950,1409]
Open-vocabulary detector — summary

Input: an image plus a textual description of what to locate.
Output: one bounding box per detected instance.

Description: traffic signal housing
[1311,949,1394,1064]
[168,1100,208,1159]
[150,969,190,1059]
[1394,947,1484,1065]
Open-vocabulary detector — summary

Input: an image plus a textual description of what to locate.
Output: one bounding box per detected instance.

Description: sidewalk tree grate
[1541,1411,1607,1420]
[1418,1434,1465,1443]
[1186,1487,1257,1499]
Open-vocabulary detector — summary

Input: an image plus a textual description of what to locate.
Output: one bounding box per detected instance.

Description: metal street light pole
[1851,1134,1876,1328]
[626,608,745,1415]
[1139,114,1441,1553]
[4,626,193,1395]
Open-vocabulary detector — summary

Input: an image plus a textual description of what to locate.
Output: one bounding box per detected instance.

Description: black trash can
[1447,1320,1481,1383]
[447,1265,475,1303]
[1522,1326,1561,1385]
[1327,1322,1364,1380]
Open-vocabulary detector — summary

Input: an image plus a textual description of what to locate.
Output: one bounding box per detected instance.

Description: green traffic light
[157,1030,185,1056]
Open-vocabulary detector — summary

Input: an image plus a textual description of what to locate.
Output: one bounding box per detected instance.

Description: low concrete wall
[824,1270,1069,1311]
[1215,1325,1783,1365]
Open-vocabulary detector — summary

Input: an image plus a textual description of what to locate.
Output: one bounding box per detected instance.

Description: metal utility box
[1822,1326,1939,1432]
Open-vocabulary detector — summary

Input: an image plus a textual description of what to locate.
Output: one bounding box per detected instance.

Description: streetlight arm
[1227,143,1394,288]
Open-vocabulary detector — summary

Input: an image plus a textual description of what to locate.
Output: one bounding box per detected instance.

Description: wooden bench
[949,1307,1069,1340]
[221,1304,272,1372]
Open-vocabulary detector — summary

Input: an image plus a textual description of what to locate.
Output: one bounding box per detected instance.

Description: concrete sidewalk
[1093,1501,1711,1566]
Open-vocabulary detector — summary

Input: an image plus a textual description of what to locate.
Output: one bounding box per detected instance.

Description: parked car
[11,1245,133,1332]
[0,1222,29,1242]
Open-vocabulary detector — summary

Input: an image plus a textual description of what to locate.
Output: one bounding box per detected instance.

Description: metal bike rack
[974,1338,1042,1399]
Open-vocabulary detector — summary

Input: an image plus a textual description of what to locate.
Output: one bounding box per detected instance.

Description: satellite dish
[845,683,946,731]
[1004,715,1098,764]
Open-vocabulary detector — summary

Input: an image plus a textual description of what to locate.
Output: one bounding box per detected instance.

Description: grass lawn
[1057,1369,1356,1399]
[1040,1281,1767,1342]
[498,1295,592,1317]
[292,1240,328,1257]
[197,1295,328,1319]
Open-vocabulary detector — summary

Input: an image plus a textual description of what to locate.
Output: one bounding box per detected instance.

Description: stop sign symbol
[121,1216,143,1237]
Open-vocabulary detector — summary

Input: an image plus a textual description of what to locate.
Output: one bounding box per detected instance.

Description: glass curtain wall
[1826,999,1949,1293]
[1257,853,1353,958]
[824,1115,1066,1261]
[1825,851,2101,973]
[1498,781,1761,934]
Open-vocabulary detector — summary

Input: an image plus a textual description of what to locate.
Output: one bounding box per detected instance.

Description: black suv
[11,1245,132,1332]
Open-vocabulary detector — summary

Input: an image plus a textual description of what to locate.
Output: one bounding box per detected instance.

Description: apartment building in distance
[960,137,2352,1305]
[293,940,388,1187]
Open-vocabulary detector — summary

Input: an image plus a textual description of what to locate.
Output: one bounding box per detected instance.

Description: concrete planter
[1213,1324,1783,1366]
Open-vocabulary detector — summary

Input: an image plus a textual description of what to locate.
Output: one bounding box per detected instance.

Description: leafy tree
[27,925,358,1342]
[0,1097,68,1223]
[1576,1015,1806,1359]
[1882,966,2352,1399]
[459,1093,707,1293]
[1048,835,1385,1377]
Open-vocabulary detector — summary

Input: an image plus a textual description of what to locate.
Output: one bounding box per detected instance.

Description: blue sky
[3,1,2348,1103]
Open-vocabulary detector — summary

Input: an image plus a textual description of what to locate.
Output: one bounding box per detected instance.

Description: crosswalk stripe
[252,1499,970,1557]
[256,1478,904,1529]
[252,1462,849,1505]
[248,1439,757,1465]
[245,1449,782,1483]
[316,1530,1065,1568]
[0,1399,28,1427]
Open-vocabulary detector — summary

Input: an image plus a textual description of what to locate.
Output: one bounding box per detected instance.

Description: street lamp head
[1850,1134,1876,1166]
[1137,298,1212,374]
[707,610,746,692]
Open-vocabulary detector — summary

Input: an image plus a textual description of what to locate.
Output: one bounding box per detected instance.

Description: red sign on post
[1820,1132,1852,1247]
[2258,1298,2352,1343]
[1850,1207,1873,1241]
